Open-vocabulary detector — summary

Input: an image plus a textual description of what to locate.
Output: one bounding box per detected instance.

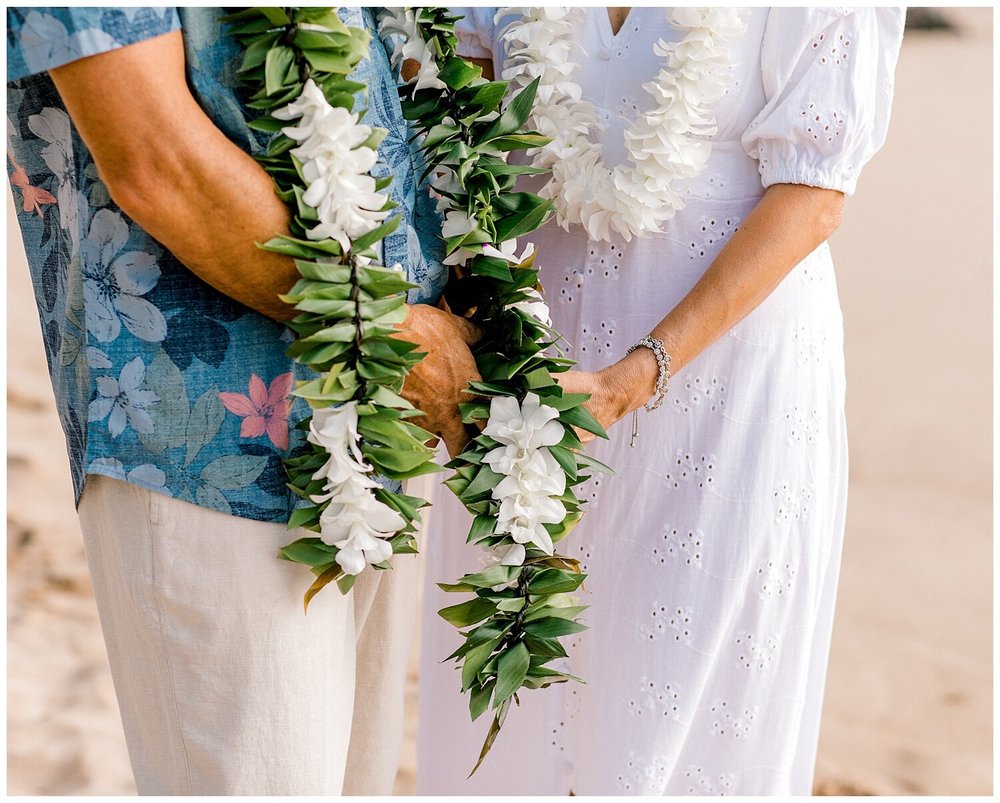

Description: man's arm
[50,30,297,320]
[50,30,480,455]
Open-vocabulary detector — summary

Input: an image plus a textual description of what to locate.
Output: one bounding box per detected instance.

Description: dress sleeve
[7,7,181,82]
[453,7,497,60]
[740,7,905,195]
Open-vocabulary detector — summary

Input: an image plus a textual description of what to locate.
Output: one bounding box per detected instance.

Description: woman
[418,7,904,795]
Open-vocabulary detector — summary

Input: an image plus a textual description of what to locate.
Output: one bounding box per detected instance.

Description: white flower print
[81,209,167,343]
[26,106,84,247]
[88,356,159,438]
[87,457,170,494]
[19,11,118,77]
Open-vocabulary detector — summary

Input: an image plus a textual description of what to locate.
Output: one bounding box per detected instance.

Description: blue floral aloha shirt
[7,7,447,523]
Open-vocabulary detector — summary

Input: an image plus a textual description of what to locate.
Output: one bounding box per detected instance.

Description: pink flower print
[220,372,294,450]
[8,147,56,217]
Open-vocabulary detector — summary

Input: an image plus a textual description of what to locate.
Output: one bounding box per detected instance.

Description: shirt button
[598,48,610,60]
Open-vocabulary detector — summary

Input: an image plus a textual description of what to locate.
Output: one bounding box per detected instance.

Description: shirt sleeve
[740,7,905,195]
[453,6,497,60]
[7,7,181,82]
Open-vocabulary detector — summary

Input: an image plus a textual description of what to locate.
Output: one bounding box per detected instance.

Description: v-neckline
[598,7,636,44]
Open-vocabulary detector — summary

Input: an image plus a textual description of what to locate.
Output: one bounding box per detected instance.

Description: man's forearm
[50,30,298,320]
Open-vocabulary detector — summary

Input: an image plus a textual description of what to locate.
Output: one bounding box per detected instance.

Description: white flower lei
[274,79,407,576]
[274,78,392,253]
[499,7,747,242]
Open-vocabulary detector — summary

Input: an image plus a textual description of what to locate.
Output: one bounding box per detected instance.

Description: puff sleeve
[741,7,905,195]
[453,7,497,61]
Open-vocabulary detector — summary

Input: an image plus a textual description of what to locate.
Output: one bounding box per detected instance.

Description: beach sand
[6,9,992,795]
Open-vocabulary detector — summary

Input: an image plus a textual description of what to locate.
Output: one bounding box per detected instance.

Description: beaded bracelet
[625,336,671,447]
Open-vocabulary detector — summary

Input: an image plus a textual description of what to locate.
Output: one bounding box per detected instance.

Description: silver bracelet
[625,336,671,448]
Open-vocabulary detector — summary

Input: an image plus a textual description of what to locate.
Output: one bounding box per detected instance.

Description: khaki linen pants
[77,475,418,795]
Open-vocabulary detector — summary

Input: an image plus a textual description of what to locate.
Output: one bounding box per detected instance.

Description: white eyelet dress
[417,7,905,795]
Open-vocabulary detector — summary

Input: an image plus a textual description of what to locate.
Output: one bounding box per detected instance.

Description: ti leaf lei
[223,7,440,603]
[380,7,612,771]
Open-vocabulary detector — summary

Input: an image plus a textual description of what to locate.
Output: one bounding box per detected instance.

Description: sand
[6,9,992,795]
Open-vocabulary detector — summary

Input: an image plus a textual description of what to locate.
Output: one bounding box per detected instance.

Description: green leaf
[363,445,434,476]
[437,56,483,89]
[576,452,616,476]
[462,80,507,112]
[438,564,516,593]
[469,678,496,721]
[560,404,609,439]
[492,198,553,244]
[461,637,499,691]
[279,538,336,566]
[467,514,497,544]
[287,505,320,531]
[460,464,503,501]
[468,697,511,778]
[352,215,402,251]
[494,641,530,705]
[336,572,358,595]
[264,45,295,95]
[527,568,586,595]
[522,635,568,659]
[546,445,578,482]
[486,133,551,151]
[523,603,589,624]
[479,77,540,142]
[259,7,290,26]
[303,49,357,75]
[522,616,588,639]
[496,597,526,613]
[439,597,497,628]
[470,255,514,282]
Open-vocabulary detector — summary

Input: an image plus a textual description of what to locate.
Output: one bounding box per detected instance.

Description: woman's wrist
[602,348,659,417]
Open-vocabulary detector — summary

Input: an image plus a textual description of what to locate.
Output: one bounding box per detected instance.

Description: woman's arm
[560,183,845,437]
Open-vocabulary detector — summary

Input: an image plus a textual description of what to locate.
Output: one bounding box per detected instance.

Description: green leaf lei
[223,7,439,603]
[226,6,612,771]
[382,7,612,771]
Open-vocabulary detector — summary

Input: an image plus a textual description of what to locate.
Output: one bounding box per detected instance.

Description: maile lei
[225,7,608,769]
[379,7,612,770]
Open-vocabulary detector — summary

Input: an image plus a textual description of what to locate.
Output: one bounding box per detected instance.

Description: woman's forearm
[609,183,845,415]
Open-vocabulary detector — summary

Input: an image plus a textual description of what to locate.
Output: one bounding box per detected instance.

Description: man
[7,7,477,794]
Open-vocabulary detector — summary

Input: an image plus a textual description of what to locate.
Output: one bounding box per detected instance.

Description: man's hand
[393,303,482,458]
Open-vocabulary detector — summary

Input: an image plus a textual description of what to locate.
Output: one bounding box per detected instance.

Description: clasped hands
[396,303,657,456]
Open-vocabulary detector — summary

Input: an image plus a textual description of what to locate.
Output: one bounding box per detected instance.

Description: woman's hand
[557,348,659,443]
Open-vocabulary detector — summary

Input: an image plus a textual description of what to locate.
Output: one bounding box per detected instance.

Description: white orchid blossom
[483,392,564,452]
[274,79,391,251]
[508,288,552,327]
[481,393,568,562]
[482,238,535,266]
[306,403,405,575]
[378,8,447,91]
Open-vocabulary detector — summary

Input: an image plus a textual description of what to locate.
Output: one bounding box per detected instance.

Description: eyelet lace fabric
[418,6,904,795]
